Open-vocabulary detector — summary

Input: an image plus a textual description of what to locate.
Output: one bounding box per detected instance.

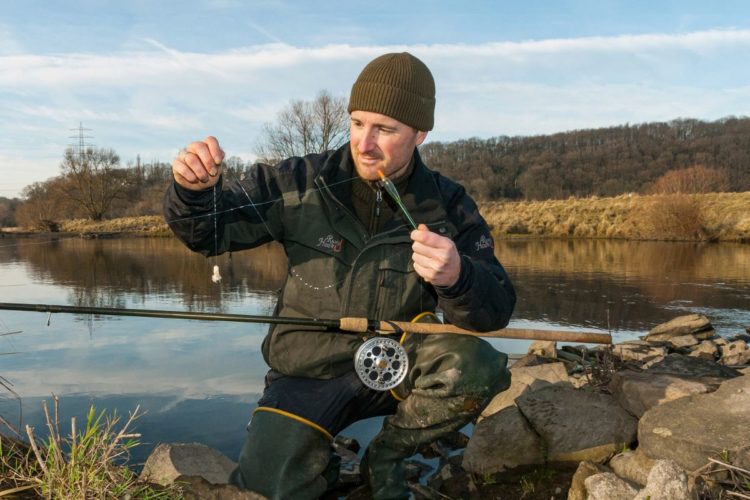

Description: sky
[1,0,749,198]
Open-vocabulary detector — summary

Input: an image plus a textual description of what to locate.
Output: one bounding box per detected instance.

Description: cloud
[1,29,749,196]
[3,29,748,89]
[0,24,23,55]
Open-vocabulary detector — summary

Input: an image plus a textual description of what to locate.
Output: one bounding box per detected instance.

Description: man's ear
[415,130,428,146]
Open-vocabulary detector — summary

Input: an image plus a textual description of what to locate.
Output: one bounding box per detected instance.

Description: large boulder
[643,314,714,342]
[480,362,571,419]
[426,457,480,499]
[528,340,557,359]
[608,369,720,418]
[177,476,266,500]
[567,461,610,500]
[515,386,638,463]
[584,472,639,500]
[638,374,750,471]
[645,353,740,379]
[463,406,544,473]
[632,459,693,500]
[612,341,667,363]
[140,443,237,486]
[689,340,719,360]
[608,449,656,486]
[720,339,750,366]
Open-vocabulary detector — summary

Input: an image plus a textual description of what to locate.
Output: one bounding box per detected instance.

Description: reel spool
[354,336,409,391]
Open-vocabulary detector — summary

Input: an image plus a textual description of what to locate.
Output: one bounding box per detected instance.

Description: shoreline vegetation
[2,192,748,242]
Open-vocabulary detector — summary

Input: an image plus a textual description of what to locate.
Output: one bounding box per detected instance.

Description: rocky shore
[138,314,750,499]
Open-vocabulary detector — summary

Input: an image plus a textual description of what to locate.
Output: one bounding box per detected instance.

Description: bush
[640,194,710,241]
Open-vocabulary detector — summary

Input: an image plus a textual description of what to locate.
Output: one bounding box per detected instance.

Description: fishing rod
[0,302,611,344]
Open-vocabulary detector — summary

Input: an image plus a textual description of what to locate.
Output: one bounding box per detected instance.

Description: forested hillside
[420,117,750,200]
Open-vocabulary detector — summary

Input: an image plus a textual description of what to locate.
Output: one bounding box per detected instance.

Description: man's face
[350,110,428,181]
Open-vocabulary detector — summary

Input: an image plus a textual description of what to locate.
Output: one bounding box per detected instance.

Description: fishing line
[223,167,346,292]
[163,174,359,226]
[211,183,222,284]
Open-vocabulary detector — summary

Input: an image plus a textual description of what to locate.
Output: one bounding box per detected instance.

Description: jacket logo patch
[317,235,343,253]
[474,234,495,251]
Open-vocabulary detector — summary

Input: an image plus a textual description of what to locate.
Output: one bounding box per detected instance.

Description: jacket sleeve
[163,162,288,257]
[434,184,516,332]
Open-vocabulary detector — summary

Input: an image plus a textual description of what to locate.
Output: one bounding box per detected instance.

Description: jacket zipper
[370,187,382,235]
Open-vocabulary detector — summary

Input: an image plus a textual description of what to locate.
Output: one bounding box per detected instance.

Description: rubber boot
[361,425,415,500]
[365,330,510,500]
[228,408,332,500]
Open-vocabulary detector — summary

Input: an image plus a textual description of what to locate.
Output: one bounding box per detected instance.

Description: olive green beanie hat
[348,52,435,131]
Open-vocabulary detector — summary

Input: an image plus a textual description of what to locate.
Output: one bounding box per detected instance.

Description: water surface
[0,235,747,464]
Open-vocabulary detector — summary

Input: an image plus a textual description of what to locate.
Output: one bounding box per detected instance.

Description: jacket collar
[316,143,450,235]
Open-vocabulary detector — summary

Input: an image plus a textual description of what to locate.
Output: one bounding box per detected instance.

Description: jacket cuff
[435,255,474,298]
[173,178,220,208]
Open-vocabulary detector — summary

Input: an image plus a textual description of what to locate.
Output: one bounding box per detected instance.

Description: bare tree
[15,179,66,230]
[651,165,730,194]
[255,90,349,163]
[59,147,128,220]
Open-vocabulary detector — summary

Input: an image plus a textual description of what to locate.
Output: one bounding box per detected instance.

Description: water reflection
[496,239,750,336]
[0,235,748,463]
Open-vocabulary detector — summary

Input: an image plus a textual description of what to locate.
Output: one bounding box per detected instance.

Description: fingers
[172,136,225,190]
[410,225,461,287]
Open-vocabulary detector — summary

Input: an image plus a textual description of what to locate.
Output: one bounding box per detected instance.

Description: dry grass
[12,192,750,242]
[59,216,171,237]
[480,191,750,242]
[0,397,180,499]
[694,456,750,499]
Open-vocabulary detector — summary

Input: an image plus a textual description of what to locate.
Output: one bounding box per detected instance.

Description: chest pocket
[375,244,432,321]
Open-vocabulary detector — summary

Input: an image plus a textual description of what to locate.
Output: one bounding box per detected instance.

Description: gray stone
[510,353,558,369]
[633,459,693,500]
[528,340,557,358]
[638,374,750,471]
[645,353,741,379]
[720,339,750,366]
[427,460,479,499]
[584,472,639,500]
[480,361,571,419]
[613,341,667,363]
[668,334,700,348]
[177,475,266,500]
[333,438,361,485]
[640,355,665,369]
[140,443,236,486]
[463,406,544,473]
[567,461,610,500]
[609,449,656,486]
[688,340,718,360]
[608,370,719,418]
[516,386,638,463]
[643,314,713,342]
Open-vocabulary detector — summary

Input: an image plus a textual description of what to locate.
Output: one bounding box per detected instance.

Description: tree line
[420,116,750,200]
[3,91,749,229]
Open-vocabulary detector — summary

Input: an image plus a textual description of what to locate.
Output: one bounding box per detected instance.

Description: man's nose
[357,129,376,152]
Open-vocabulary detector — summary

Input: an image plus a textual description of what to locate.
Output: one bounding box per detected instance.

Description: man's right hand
[172,136,226,190]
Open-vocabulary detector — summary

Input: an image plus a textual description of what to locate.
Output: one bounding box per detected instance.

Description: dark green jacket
[164,144,515,379]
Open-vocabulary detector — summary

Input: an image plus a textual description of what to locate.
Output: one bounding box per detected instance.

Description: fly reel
[354,336,409,391]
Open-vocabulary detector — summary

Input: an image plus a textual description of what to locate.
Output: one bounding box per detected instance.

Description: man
[164,52,515,499]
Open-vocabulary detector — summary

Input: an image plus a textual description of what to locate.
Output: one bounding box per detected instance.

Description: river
[0,235,748,465]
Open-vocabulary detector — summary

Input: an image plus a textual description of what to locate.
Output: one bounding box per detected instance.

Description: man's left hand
[410,224,461,287]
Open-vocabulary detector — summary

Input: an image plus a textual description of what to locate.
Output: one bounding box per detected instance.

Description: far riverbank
[480,191,750,242]
[2,192,748,242]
